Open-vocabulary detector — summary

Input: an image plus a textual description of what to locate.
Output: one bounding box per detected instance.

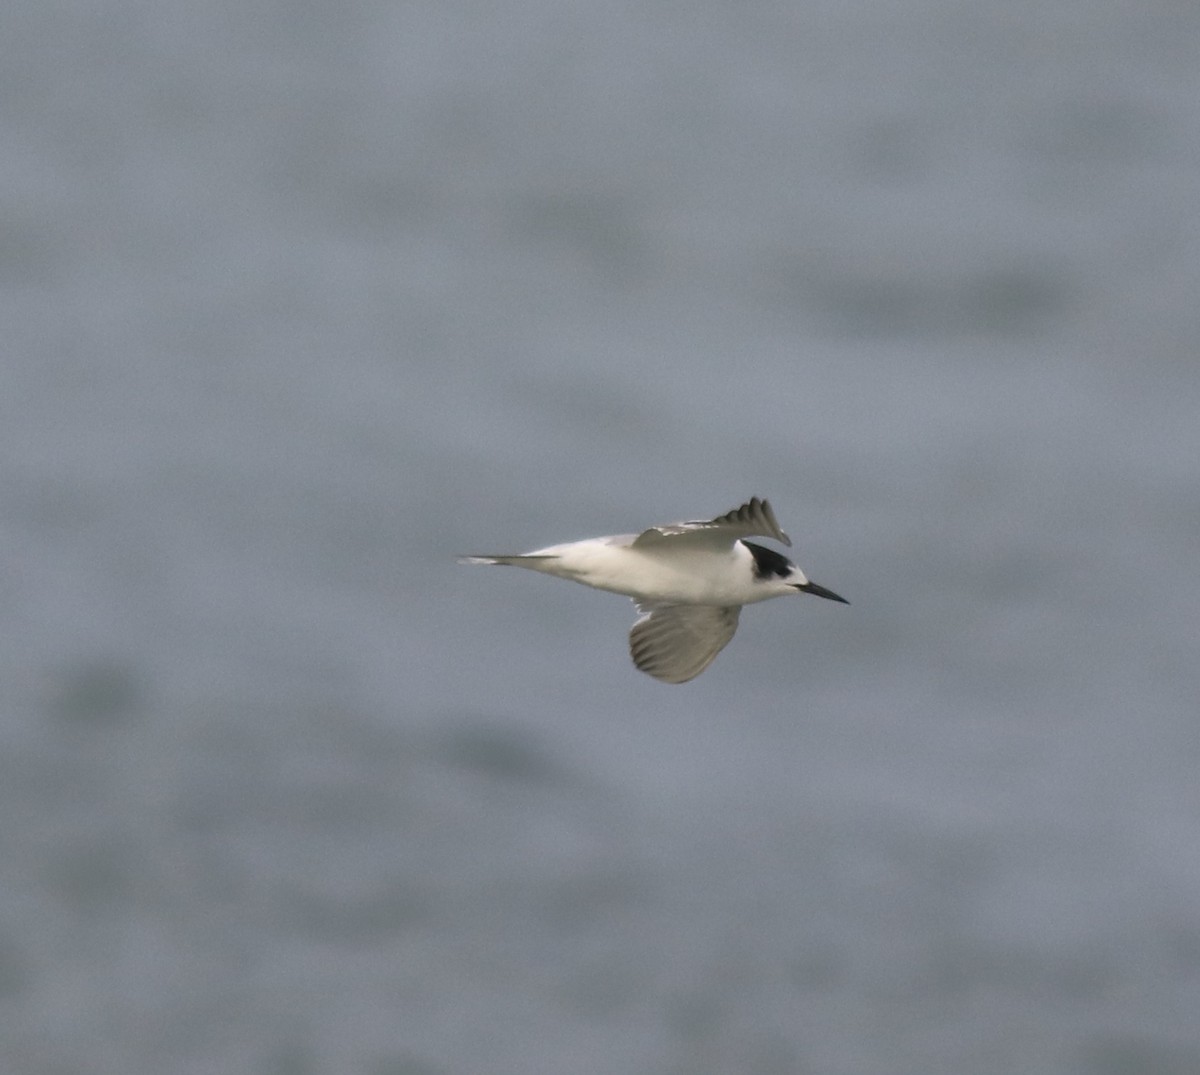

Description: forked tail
[458,554,559,566]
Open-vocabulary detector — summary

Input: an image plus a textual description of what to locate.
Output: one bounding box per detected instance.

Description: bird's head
[743,541,849,603]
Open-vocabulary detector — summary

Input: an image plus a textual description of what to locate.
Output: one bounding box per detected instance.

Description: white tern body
[462,497,847,683]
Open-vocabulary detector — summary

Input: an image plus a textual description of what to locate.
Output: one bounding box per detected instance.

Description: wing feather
[632,496,791,549]
[628,604,741,683]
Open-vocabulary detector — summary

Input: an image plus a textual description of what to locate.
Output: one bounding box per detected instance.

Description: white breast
[538,538,759,605]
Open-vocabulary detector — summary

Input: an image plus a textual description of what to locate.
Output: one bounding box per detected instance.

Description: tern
[461,497,847,683]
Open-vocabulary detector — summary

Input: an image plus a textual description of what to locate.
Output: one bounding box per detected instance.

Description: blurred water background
[3,1,1200,1072]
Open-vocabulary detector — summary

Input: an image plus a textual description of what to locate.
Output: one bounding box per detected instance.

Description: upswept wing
[631,496,791,549]
[628,604,741,683]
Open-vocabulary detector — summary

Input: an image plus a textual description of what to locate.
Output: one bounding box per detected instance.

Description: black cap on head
[744,541,793,580]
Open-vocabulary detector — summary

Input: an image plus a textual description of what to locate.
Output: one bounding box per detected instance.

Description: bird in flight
[461,497,847,683]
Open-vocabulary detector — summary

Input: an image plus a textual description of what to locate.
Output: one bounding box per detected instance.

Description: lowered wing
[628,603,741,683]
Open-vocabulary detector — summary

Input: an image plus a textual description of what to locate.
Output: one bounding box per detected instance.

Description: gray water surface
[3,2,1199,1073]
